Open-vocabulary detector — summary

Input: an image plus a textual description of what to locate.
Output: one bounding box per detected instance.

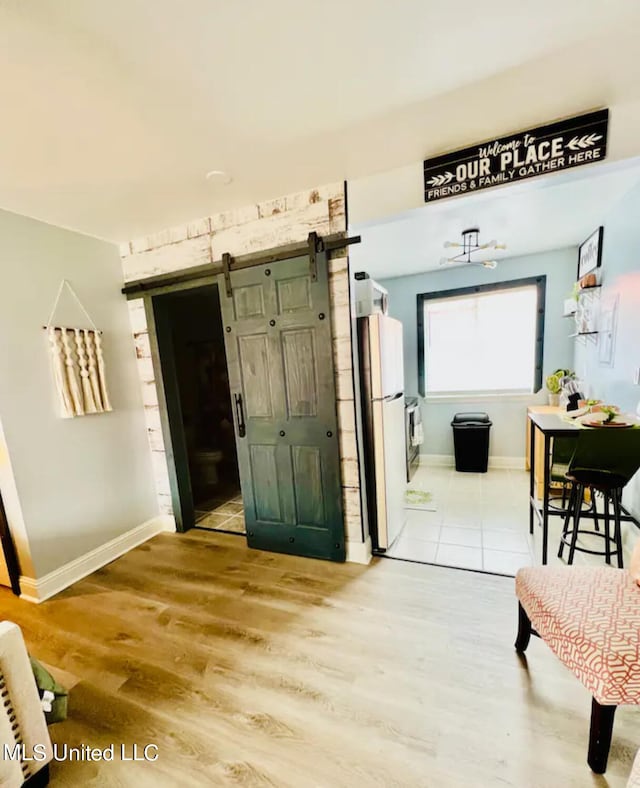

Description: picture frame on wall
[577,226,604,281]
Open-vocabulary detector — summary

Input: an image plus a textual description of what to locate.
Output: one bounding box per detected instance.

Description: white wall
[379,249,577,461]
[348,96,640,232]
[574,181,640,521]
[0,208,159,579]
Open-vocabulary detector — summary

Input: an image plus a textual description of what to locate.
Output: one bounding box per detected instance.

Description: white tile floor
[386,465,630,576]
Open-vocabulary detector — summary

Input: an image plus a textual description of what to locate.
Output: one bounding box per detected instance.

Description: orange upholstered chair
[515,540,640,774]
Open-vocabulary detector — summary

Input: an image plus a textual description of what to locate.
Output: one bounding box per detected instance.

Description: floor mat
[404,488,437,511]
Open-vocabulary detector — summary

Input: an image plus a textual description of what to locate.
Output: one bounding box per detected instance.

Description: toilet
[193,449,224,487]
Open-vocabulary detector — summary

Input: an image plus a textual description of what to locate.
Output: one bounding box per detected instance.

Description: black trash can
[451,412,492,473]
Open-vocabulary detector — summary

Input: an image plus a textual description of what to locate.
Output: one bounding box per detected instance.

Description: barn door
[218,251,345,561]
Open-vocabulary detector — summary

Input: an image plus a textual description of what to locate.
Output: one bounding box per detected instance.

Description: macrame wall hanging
[44,280,112,419]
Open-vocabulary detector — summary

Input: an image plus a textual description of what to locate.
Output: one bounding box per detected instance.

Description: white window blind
[424,285,538,394]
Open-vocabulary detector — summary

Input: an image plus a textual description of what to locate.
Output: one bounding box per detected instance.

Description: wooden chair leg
[587,698,616,774]
[514,602,532,653]
[23,764,50,787]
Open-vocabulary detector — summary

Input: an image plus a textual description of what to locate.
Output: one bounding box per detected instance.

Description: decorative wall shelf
[566,284,601,337]
[569,331,599,337]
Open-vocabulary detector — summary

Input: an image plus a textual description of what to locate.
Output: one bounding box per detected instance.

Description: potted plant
[545,373,562,406]
[545,368,575,406]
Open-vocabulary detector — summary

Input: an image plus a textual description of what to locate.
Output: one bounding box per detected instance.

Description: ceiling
[348,160,640,279]
[1,1,640,241]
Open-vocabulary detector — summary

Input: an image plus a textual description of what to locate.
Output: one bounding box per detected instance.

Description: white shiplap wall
[119,183,364,549]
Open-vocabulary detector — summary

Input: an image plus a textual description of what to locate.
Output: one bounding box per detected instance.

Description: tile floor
[195,489,246,534]
[386,465,627,576]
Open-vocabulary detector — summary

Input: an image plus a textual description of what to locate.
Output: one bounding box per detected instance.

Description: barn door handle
[234,393,246,438]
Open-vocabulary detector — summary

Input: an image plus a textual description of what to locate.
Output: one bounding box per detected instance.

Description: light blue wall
[0,208,159,577]
[574,180,640,520]
[380,248,577,459]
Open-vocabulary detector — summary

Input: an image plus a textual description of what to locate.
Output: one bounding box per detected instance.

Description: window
[417,277,545,396]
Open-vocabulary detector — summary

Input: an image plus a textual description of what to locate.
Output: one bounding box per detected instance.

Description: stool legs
[612,488,624,569]
[558,483,577,560]
[567,483,584,565]
[588,698,616,774]
[591,487,600,532]
[557,483,623,566]
[603,490,612,565]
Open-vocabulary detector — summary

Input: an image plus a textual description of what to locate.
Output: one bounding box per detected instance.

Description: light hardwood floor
[0,530,637,786]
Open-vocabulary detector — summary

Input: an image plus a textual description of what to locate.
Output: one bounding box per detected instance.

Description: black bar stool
[558,428,640,567]
[550,435,599,522]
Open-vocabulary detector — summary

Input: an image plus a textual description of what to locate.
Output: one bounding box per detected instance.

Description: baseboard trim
[346,535,372,565]
[19,515,175,603]
[420,454,525,470]
[420,454,454,467]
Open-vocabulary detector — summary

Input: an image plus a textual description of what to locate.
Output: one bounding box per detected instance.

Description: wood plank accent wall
[119,183,364,547]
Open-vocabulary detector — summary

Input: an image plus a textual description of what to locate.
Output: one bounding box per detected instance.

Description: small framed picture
[577,226,604,281]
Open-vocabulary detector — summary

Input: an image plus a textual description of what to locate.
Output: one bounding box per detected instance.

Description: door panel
[238,334,274,418]
[277,276,312,313]
[292,445,325,527]
[233,283,266,319]
[282,328,318,418]
[249,445,283,523]
[219,253,345,561]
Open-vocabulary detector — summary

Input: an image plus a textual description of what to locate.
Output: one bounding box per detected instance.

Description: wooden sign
[424,109,608,203]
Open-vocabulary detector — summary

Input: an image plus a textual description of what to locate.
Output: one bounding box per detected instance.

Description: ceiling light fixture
[439,227,506,269]
[205,170,233,185]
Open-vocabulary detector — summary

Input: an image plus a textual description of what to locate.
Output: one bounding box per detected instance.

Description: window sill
[423,392,538,404]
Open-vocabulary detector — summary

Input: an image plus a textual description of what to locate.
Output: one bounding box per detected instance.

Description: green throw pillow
[29,657,68,725]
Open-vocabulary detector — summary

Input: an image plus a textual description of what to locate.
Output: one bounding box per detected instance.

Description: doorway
[157,286,245,535]
[348,158,640,576]
[146,246,347,561]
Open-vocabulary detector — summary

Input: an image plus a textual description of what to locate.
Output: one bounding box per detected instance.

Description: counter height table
[528,409,638,564]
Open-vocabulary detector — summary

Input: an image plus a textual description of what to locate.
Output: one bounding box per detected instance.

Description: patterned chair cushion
[516,566,640,706]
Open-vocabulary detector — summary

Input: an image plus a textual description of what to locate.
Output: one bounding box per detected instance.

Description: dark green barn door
[218,253,345,561]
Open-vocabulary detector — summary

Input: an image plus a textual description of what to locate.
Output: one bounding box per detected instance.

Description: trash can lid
[451,412,492,426]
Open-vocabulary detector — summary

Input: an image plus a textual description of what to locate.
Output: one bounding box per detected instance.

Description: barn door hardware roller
[307,232,324,282]
[222,252,233,297]
[307,232,364,282]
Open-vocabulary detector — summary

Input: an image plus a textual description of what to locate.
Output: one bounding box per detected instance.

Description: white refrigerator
[358,314,407,550]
